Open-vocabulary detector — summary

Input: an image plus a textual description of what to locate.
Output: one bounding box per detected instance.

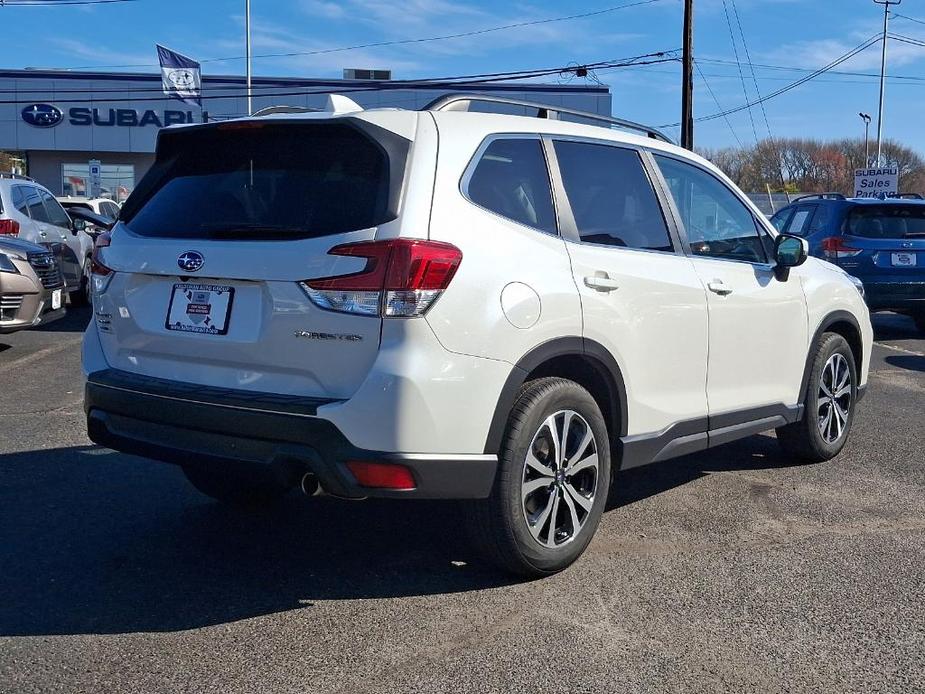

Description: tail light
[301,238,462,317]
[90,232,115,294]
[346,461,416,490]
[0,219,20,235]
[90,231,113,275]
[821,237,862,259]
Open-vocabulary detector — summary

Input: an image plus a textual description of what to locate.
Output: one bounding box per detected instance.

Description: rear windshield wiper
[903,232,925,239]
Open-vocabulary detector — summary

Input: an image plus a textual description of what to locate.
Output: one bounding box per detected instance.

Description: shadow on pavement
[611,431,788,509]
[884,354,925,373]
[0,434,796,637]
[0,445,514,637]
[32,304,92,333]
[871,312,921,342]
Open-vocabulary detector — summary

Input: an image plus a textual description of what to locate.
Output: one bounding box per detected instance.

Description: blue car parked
[771,193,925,333]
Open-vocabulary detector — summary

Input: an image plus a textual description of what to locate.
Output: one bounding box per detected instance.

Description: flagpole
[245,0,253,116]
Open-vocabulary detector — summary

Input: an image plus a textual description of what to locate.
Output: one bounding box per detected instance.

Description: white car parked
[0,174,95,305]
[57,196,120,225]
[83,95,872,576]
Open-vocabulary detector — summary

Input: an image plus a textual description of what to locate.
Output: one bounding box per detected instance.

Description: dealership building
[0,69,611,201]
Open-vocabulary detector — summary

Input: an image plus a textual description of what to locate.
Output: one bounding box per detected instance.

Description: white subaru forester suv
[83,94,872,576]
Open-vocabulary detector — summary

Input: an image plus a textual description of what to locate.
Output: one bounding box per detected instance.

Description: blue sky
[8,0,925,152]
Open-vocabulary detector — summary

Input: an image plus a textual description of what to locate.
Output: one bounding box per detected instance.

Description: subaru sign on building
[0,68,611,202]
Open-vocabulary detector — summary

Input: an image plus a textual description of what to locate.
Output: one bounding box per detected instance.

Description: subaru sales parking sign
[854,167,899,198]
[157,44,202,108]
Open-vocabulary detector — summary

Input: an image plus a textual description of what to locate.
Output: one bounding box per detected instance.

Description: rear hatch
[831,204,925,283]
[94,115,415,399]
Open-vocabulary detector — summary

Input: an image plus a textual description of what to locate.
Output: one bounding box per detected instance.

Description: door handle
[584,272,620,292]
[707,279,733,296]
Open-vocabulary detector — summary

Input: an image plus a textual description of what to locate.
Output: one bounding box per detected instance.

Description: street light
[859,112,872,166]
[873,0,901,166]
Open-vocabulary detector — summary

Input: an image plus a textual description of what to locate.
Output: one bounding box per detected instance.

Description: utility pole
[245,0,253,116]
[681,0,694,150]
[874,0,900,166]
[859,112,872,166]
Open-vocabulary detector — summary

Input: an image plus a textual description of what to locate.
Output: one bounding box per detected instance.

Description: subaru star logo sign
[165,68,196,90]
[177,251,204,273]
[21,103,63,128]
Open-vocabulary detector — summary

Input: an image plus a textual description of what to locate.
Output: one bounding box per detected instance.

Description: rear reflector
[346,461,417,490]
[302,238,462,317]
[0,219,20,235]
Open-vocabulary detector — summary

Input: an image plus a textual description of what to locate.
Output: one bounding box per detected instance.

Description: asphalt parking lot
[1,307,923,693]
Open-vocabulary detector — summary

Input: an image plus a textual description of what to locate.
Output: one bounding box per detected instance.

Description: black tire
[466,377,612,577]
[181,465,293,507]
[776,333,858,463]
[912,311,925,335]
[69,257,92,307]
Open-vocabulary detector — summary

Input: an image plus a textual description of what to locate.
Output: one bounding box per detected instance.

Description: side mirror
[72,218,87,234]
[66,206,115,232]
[774,234,808,281]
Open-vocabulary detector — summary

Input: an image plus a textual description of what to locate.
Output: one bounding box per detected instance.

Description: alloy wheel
[817,353,852,444]
[521,409,599,548]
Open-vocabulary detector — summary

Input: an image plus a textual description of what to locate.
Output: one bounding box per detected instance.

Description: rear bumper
[84,368,497,499]
[863,282,925,312]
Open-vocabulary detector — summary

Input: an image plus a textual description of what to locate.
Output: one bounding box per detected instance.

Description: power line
[697,56,925,82]
[891,11,925,26]
[0,54,679,106]
[694,59,744,148]
[729,0,773,140]
[0,0,138,5]
[889,32,925,47]
[720,0,759,141]
[660,34,882,127]
[61,0,671,70]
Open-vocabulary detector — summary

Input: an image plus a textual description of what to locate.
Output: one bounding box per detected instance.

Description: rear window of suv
[845,204,925,239]
[121,121,408,240]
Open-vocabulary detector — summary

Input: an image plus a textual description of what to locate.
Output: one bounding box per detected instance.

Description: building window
[62,163,135,202]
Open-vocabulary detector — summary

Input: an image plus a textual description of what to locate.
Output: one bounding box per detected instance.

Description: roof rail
[0,172,34,181]
[894,192,924,200]
[252,105,322,116]
[792,192,846,203]
[423,93,673,144]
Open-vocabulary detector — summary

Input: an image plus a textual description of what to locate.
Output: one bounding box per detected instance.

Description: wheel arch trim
[798,310,863,405]
[482,336,629,455]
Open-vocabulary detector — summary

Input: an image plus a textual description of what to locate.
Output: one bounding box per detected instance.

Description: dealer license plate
[891,252,917,267]
[165,283,234,335]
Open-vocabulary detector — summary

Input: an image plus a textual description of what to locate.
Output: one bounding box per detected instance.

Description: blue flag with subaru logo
[157,44,202,108]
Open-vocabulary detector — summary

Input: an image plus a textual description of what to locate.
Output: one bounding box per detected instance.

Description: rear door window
[40,190,73,229]
[845,204,925,239]
[554,140,673,252]
[466,138,557,234]
[122,121,407,240]
[11,185,31,217]
[785,205,815,235]
[24,186,50,223]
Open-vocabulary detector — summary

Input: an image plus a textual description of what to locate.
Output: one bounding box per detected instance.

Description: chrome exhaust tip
[300,472,324,497]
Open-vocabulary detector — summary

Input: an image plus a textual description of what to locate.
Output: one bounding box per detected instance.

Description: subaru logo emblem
[21,103,63,128]
[177,251,204,272]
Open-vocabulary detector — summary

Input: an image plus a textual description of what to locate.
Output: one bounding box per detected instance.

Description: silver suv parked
[0,173,94,305]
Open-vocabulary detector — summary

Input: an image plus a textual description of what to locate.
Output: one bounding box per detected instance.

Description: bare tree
[700,138,925,195]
